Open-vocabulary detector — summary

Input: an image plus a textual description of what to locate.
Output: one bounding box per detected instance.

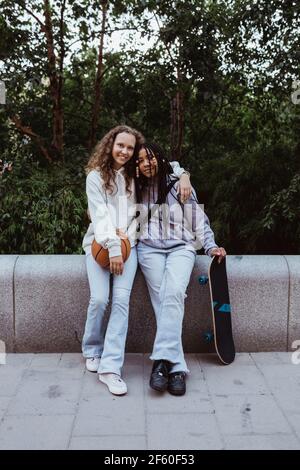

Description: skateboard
[200,256,235,365]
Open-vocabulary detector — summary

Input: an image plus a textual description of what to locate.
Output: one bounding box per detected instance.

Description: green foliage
[0,149,88,254]
[0,0,299,254]
[260,173,300,253]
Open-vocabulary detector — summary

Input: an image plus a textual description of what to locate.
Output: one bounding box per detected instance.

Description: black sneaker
[149,360,172,392]
[168,372,186,396]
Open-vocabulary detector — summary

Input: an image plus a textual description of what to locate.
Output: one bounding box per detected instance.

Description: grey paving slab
[81,371,108,398]
[73,396,145,436]
[5,353,34,367]
[69,435,147,450]
[59,353,85,369]
[194,353,222,367]
[0,414,74,450]
[224,434,300,450]
[0,353,299,450]
[0,366,25,397]
[5,369,83,416]
[250,352,287,365]
[255,364,300,414]
[185,354,206,377]
[123,374,145,397]
[198,353,254,367]
[30,353,62,367]
[27,363,84,379]
[0,396,11,420]
[147,413,223,450]
[145,389,212,414]
[201,364,270,396]
[276,352,296,364]
[284,412,300,442]
[212,394,293,435]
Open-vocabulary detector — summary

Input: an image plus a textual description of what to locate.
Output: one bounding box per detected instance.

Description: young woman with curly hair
[81,126,191,395]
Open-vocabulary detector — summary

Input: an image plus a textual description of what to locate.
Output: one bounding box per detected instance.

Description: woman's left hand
[178,173,192,203]
[210,247,227,263]
[116,228,127,239]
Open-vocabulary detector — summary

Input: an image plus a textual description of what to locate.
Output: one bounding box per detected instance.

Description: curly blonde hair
[86,125,145,194]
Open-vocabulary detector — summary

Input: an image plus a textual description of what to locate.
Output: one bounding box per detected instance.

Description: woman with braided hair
[135,142,226,396]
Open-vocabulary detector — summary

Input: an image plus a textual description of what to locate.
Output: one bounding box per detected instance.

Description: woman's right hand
[110,255,124,275]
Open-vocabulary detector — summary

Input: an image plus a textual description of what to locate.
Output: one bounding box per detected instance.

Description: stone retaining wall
[0,255,299,353]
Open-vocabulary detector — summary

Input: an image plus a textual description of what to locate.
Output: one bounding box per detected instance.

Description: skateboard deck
[208,256,235,365]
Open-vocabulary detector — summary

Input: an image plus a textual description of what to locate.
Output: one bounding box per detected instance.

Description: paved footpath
[0,353,300,450]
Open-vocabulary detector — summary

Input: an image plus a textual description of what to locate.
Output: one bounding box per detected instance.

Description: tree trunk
[11,1,65,163]
[88,0,108,150]
[170,68,184,161]
[43,0,64,160]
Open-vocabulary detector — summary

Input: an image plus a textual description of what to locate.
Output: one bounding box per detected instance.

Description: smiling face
[111,132,136,170]
[138,147,158,178]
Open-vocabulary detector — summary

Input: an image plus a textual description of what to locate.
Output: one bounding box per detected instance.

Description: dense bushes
[0,149,88,254]
[1,144,299,255]
[1,1,299,254]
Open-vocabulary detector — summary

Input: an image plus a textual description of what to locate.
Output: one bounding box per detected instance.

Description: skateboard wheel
[204,331,214,342]
[198,275,208,285]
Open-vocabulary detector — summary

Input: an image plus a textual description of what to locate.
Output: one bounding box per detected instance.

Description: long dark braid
[134,142,175,204]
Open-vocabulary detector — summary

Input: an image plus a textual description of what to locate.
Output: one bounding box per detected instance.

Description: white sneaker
[86,357,100,372]
[99,373,127,395]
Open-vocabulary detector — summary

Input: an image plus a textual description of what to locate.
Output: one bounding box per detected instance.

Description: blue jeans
[82,247,138,375]
[137,243,196,373]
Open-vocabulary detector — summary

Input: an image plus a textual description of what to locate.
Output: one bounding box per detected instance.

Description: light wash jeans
[82,247,138,375]
[137,243,196,373]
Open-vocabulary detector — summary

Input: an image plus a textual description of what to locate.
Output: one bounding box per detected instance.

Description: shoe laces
[110,374,124,385]
[172,373,184,381]
[154,362,170,375]
[89,356,100,361]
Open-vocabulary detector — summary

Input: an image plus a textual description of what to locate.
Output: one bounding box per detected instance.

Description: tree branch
[153,12,177,70]
[10,115,53,163]
[17,2,45,29]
